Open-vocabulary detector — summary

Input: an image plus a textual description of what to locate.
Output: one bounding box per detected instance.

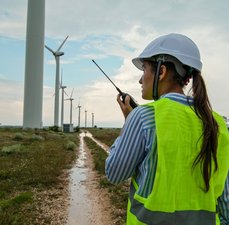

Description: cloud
[1,0,228,41]
[1,0,228,127]
[0,0,27,39]
[0,78,23,125]
[77,23,229,125]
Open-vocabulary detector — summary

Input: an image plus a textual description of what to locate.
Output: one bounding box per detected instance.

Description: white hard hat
[132,33,202,76]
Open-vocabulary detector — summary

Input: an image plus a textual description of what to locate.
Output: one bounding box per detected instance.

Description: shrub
[48,126,59,132]
[30,134,44,141]
[1,144,21,154]
[66,141,76,151]
[74,126,80,132]
[12,133,23,141]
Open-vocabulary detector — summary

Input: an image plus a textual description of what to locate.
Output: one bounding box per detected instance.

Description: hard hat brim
[132,33,202,72]
[132,58,144,71]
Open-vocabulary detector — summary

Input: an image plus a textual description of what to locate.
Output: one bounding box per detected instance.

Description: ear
[159,65,167,81]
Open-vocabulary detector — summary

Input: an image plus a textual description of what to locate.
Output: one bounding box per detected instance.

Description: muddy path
[83,131,109,153]
[67,132,115,225]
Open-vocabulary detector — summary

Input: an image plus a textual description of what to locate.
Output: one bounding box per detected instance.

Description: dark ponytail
[191,71,219,192]
[149,60,219,192]
[167,62,219,192]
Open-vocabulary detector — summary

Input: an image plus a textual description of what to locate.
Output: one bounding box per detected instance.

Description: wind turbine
[65,88,74,124]
[23,0,45,129]
[77,103,81,128]
[85,110,87,128]
[45,35,69,127]
[91,113,94,128]
[60,69,68,129]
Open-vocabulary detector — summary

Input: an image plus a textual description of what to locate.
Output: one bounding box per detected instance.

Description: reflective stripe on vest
[129,183,215,225]
[127,98,229,225]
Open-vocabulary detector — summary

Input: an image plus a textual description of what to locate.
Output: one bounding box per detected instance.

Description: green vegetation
[86,127,121,146]
[0,128,79,225]
[12,132,24,141]
[66,141,77,151]
[1,143,22,154]
[84,136,129,225]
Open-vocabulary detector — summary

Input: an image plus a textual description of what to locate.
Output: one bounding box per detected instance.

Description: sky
[0,0,228,128]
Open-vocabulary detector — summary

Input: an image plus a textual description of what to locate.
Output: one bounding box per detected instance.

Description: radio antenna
[91,59,123,94]
[91,59,138,108]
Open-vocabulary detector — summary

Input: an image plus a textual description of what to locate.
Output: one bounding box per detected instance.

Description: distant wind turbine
[65,88,74,124]
[77,103,81,128]
[85,110,87,128]
[45,35,69,127]
[92,113,94,128]
[60,69,68,129]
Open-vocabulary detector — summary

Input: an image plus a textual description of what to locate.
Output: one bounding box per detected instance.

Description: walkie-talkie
[92,59,138,109]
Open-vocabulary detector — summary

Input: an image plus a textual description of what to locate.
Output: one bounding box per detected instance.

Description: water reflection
[84,131,109,153]
[67,131,110,225]
[67,133,92,225]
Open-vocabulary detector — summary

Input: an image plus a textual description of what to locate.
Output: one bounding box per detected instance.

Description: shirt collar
[159,92,194,105]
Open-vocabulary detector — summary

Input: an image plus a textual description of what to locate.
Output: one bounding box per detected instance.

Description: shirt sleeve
[105,107,146,184]
[218,171,229,225]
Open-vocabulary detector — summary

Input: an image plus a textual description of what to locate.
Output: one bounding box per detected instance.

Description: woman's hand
[117,94,133,119]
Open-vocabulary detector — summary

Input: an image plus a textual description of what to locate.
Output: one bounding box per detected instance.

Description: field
[0,128,79,225]
[86,127,121,146]
[0,127,128,225]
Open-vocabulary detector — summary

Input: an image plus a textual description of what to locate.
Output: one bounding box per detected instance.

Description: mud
[67,132,114,225]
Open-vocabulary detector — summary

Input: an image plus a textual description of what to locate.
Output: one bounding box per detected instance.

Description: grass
[66,141,77,151]
[0,127,79,225]
[86,127,121,146]
[84,136,129,225]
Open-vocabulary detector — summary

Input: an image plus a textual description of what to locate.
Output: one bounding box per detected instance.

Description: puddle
[84,131,109,153]
[67,133,92,225]
[67,131,111,225]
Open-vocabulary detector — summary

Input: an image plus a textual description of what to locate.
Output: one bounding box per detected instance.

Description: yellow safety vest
[127,98,229,225]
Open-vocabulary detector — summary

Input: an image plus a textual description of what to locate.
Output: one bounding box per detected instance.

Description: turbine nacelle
[55,51,64,57]
[45,35,69,57]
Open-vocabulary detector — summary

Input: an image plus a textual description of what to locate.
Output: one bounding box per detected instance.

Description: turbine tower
[78,103,81,128]
[45,36,69,127]
[85,110,87,128]
[65,89,74,124]
[92,113,94,128]
[23,0,45,129]
[60,69,68,129]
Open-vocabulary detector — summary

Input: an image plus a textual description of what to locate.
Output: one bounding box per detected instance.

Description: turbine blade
[64,90,68,96]
[64,90,69,96]
[57,35,69,52]
[45,45,55,54]
[70,88,74,98]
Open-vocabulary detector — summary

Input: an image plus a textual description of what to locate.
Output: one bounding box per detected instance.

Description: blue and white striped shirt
[105,93,229,224]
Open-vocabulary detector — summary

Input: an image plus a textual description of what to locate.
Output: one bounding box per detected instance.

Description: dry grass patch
[0,128,79,225]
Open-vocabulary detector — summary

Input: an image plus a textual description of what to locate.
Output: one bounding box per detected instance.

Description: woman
[105,33,229,225]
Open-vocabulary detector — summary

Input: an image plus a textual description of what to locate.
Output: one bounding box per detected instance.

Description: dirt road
[67,132,115,225]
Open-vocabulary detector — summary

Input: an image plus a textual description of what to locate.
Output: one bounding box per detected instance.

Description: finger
[125,95,130,106]
[124,95,133,111]
[117,94,123,106]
